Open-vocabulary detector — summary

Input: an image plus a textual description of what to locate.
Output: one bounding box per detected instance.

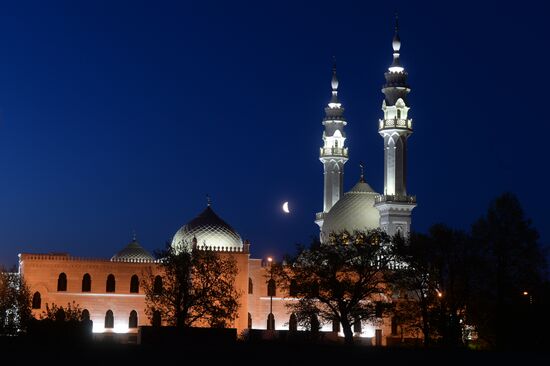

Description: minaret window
[129,310,138,329]
[32,292,41,309]
[397,109,401,119]
[106,274,116,293]
[105,310,114,329]
[153,276,163,295]
[130,275,140,293]
[334,140,339,148]
[57,273,67,292]
[82,273,91,292]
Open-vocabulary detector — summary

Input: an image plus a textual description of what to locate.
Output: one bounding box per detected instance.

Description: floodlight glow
[389,66,404,73]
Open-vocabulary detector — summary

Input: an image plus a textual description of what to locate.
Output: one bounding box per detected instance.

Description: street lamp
[267,257,275,330]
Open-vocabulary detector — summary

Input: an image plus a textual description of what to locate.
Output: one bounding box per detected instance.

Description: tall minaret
[374,16,417,237]
[315,61,348,228]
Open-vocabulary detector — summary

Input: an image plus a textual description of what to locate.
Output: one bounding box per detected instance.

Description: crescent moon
[282,201,290,213]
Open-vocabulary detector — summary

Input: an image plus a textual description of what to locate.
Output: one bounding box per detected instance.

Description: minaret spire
[331,57,339,104]
[315,59,349,229]
[375,15,416,238]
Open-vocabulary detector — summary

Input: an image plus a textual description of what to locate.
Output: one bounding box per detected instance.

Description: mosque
[18,22,416,344]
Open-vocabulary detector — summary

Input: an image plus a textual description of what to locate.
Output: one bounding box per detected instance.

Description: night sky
[0,0,548,267]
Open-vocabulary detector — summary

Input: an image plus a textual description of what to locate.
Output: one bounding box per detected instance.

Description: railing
[319,147,348,157]
[375,194,417,204]
[378,118,412,130]
[195,244,249,253]
[315,212,325,221]
[19,253,159,263]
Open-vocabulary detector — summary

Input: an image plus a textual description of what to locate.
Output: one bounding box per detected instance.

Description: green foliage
[142,242,241,328]
[0,267,32,335]
[273,229,394,345]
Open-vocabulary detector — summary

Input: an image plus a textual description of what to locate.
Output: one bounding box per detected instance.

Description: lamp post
[267,257,275,330]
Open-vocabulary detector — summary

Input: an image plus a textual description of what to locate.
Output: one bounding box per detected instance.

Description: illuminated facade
[315,62,349,229]
[318,19,416,238]
[18,21,413,345]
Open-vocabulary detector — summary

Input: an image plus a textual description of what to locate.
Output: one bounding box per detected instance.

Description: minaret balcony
[379,118,412,131]
[320,147,348,158]
[375,194,416,204]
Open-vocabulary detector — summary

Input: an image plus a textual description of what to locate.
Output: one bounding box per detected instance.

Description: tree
[392,225,476,347]
[0,267,32,335]
[142,243,241,328]
[40,301,84,322]
[469,192,547,349]
[273,229,395,345]
[391,232,441,346]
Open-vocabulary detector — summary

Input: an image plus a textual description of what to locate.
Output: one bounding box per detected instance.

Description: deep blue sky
[0,0,548,267]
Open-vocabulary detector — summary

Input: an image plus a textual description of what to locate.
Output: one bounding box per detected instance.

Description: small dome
[111,238,154,262]
[321,180,380,239]
[171,205,242,252]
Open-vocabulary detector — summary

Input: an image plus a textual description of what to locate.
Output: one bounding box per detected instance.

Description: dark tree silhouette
[142,242,241,328]
[392,225,476,347]
[469,192,547,349]
[273,229,394,345]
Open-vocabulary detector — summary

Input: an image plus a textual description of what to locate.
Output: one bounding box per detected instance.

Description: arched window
[397,109,401,119]
[57,273,67,291]
[310,314,319,332]
[247,313,252,329]
[129,310,138,329]
[391,317,398,335]
[248,278,253,294]
[332,318,340,333]
[289,280,298,297]
[153,276,163,295]
[106,274,115,293]
[353,316,362,333]
[32,292,41,309]
[82,273,91,292]
[267,279,276,297]
[105,310,114,329]
[334,140,339,148]
[375,302,383,318]
[82,309,90,321]
[267,313,275,330]
[152,310,161,327]
[289,313,297,332]
[130,275,139,293]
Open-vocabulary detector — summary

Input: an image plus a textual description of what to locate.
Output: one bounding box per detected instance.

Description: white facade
[315,64,348,229]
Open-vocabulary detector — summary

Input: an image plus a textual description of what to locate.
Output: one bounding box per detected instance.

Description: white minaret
[374,17,417,237]
[315,62,348,228]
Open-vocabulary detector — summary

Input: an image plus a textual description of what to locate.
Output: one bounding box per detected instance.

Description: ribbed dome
[321,180,380,239]
[111,238,154,262]
[171,205,243,252]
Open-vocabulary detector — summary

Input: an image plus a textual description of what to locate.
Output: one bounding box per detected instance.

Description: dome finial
[330,57,339,104]
[206,194,211,207]
[359,162,365,183]
[394,11,399,34]
[389,13,403,72]
[331,56,339,92]
[132,229,137,242]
